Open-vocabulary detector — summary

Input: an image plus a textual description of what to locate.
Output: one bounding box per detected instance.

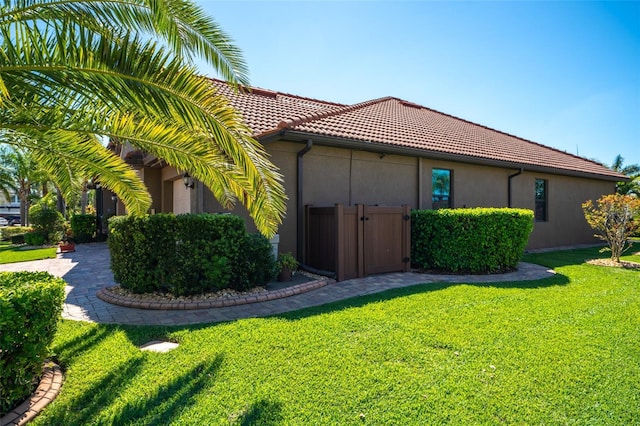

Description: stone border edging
[1,363,63,426]
[96,278,334,310]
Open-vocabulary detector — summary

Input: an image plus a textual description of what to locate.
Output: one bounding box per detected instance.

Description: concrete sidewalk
[0,242,555,326]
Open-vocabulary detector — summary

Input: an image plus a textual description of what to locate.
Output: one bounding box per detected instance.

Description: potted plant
[58,225,75,253]
[277,252,298,282]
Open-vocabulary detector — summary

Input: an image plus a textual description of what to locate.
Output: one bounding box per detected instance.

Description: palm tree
[611,155,640,196]
[0,162,15,202]
[0,147,49,225]
[0,0,285,236]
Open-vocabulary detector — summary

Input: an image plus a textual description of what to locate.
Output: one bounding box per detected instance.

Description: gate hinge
[403,257,410,263]
[403,214,410,220]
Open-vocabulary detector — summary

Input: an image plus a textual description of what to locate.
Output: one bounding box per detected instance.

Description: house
[114,79,626,261]
[0,191,21,224]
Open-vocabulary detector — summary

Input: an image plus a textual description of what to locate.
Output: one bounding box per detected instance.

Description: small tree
[582,194,640,262]
[29,194,65,245]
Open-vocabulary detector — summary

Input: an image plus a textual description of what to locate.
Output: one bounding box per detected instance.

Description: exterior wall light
[183,172,195,189]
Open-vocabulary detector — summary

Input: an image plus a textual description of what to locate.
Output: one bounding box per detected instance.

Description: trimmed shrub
[108,214,176,294]
[24,231,46,246]
[412,208,534,273]
[232,233,276,291]
[171,214,243,295]
[70,214,96,243]
[108,214,273,296]
[10,234,25,245]
[1,226,33,241]
[29,206,64,245]
[0,272,66,416]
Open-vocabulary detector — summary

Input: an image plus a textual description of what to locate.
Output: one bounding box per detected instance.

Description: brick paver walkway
[0,242,555,326]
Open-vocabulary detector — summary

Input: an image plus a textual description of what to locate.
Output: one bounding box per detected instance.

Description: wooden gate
[305,204,410,281]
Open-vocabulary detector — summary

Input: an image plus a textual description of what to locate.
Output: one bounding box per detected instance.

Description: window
[535,179,547,221]
[432,168,452,209]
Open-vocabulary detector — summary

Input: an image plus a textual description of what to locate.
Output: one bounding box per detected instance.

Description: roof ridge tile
[279,96,396,129]
[207,77,346,107]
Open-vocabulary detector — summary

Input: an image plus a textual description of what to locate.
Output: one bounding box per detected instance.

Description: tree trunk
[81,180,88,214]
[19,181,29,226]
[56,190,66,217]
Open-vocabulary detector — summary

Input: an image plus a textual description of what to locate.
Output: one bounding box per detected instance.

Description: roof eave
[262,130,627,182]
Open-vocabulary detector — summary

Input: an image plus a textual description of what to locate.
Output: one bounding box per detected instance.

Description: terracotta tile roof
[210,79,625,180]
[210,79,345,136]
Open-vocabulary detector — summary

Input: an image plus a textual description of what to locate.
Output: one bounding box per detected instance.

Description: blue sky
[194,1,640,168]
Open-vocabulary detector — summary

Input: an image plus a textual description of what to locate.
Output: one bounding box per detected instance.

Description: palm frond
[1,128,152,215]
[3,93,286,234]
[1,0,248,84]
[0,0,285,235]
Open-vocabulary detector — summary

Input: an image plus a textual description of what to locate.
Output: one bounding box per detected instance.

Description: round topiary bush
[0,271,66,416]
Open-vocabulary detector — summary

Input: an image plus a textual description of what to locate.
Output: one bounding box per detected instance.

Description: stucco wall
[196,139,615,257]
[172,179,191,214]
[139,168,162,213]
[510,172,614,249]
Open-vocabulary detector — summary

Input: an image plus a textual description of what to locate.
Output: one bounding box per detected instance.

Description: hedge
[108,214,275,296]
[412,208,534,273]
[24,231,45,246]
[0,272,66,416]
[10,234,25,245]
[70,214,96,243]
[0,226,33,241]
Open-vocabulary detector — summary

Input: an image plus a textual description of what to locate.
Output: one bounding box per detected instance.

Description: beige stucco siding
[510,172,614,249]
[172,179,190,214]
[184,139,616,256]
[139,168,162,213]
[303,146,418,207]
[420,160,512,209]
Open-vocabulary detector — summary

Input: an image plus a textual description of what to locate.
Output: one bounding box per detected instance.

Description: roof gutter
[508,168,524,207]
[297,139,313,262]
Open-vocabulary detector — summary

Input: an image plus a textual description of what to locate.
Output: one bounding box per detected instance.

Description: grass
[0,240,57,264]
[30,247,640,425]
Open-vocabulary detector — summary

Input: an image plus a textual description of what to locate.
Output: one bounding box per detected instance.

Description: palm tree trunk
[81,179,88,214]
[56,190,66,217]
[19,181,29,226]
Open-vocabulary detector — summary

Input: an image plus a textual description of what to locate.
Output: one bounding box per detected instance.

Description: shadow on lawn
[54,325,113,366]
[522,246,610,269]
[275,273,571,322]
[112,356,224,425]
[44,351,224,425]
[44,356,145,425]
[235,399,283,426]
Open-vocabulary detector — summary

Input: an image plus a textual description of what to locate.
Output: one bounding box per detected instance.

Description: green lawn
[33,247,639,425]
[0,240,57,264]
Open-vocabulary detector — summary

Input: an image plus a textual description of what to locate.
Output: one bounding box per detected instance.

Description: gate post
[357,204,365,278]
[402,204,411,272]
[335,203,345,282]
